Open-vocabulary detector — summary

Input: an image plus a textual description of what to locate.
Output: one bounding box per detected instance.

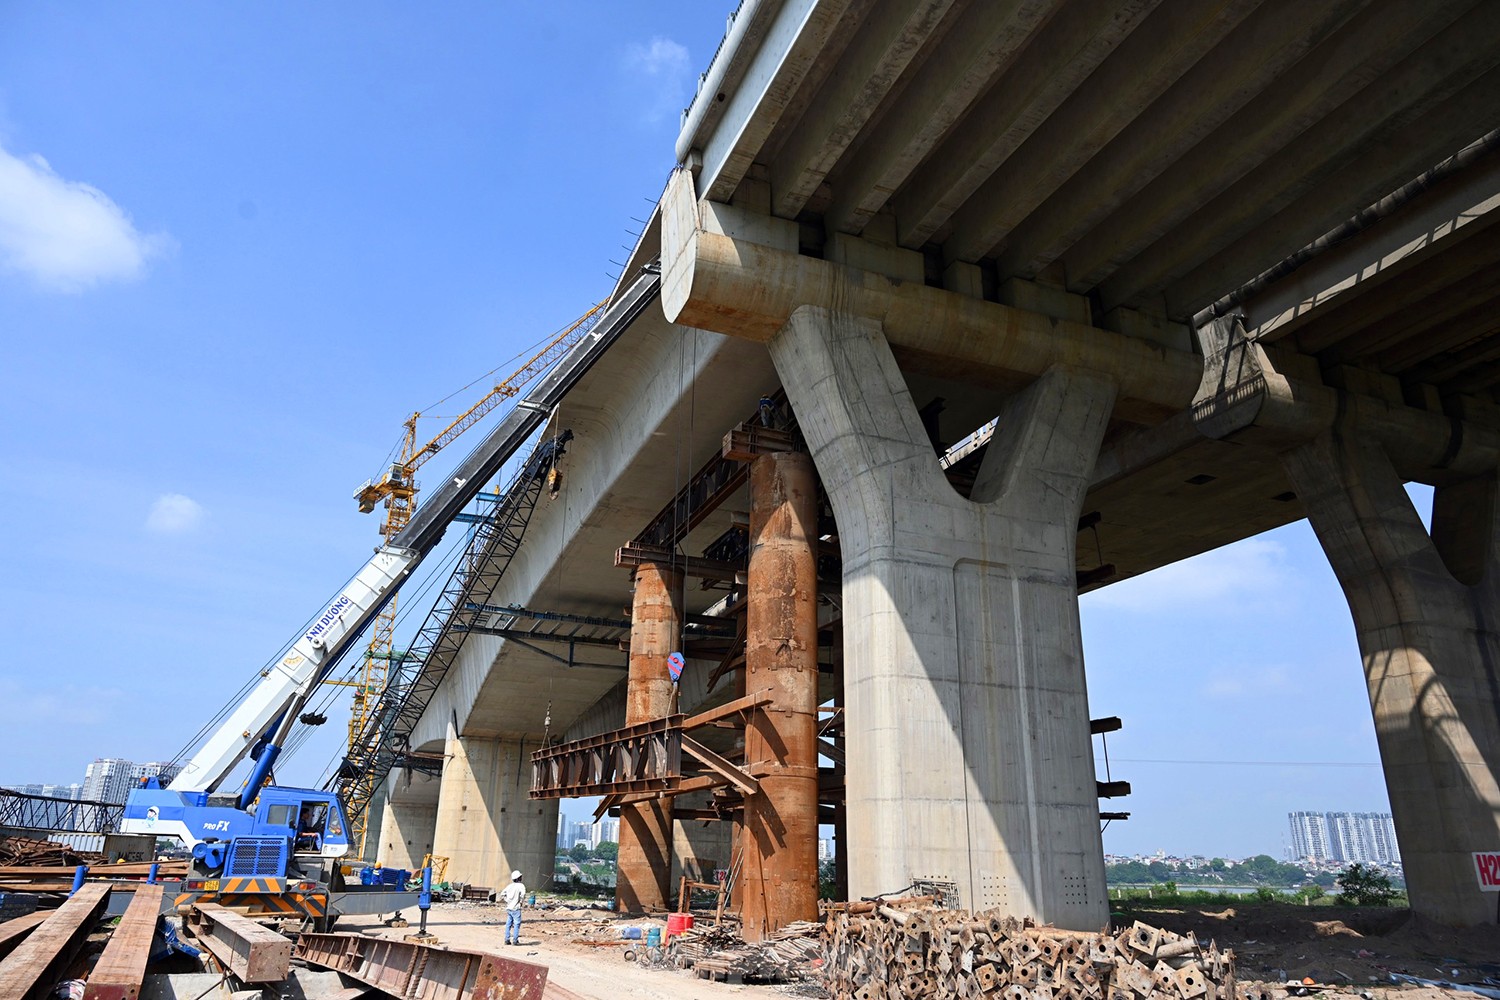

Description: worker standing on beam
[500,870,526,945]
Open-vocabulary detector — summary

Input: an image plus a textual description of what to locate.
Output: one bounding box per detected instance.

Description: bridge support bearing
[736,450,821,941]
[770,305,1113,928]
[431,724,557,892]
[616,562,683,913]
[1284,426,1500,926]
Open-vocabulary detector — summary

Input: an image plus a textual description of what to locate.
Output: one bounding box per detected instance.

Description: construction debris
[0,837,104,869]
[821,902,1236,1000]
[668,920,822,982]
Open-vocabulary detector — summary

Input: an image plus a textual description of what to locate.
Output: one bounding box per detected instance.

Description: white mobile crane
[118,269,659,926]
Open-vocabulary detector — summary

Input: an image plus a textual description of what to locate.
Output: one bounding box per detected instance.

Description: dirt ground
[336,899,1500,1000]
[340,899,802,999]
[1114,901,1500,996]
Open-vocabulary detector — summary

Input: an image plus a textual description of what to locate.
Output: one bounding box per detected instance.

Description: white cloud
[145,493,205,535]
[1084,536,1292,614]
[0,142,170,292]
[624,37,691,124]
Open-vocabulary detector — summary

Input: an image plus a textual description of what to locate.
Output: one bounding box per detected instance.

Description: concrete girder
[822,0,1066,236]
[1316,245,1500,366]
[767,0,957,220]
[1096,5,1500,315]
[941,0,1266,266]
[989,0,1368,281]
[695,0,854,204]
[889,0,1163,249]
[404,307,775,752]
[1160,63,1500,318]
[1062,0,1479,293]
[1283,432,1500,926]
[771,305,1114,925]
[1246,151,1500,347]
[660,169,1201,423]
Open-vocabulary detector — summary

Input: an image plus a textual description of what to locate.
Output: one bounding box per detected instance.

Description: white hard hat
[511,870,523,881]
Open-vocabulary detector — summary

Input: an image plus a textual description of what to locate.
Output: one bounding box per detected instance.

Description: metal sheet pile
[821,900,1236,1000]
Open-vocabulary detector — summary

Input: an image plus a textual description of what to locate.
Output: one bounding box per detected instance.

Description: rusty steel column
[615,560,682,913]
[738,450,820,940]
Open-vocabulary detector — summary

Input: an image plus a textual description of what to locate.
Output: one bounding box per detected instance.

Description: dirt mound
[1114,902,1500,989]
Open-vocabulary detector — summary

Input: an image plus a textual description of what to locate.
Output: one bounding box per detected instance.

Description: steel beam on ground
[187,903,291,983]
[0,911,50,960]
[296,932,547,1000]
[0,883,110,1000]
[84,883,163,1000]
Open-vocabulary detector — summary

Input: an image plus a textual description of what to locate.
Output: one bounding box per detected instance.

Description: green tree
[1209,858,1227,872]
[1302,883,1326,902]
[1147,861,1172,881]
[594,841,618,861]
[1335,863,1396,906]
[818,859,839,900]
[568,843,590,863]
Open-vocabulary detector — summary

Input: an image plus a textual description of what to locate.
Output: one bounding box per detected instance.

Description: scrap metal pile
[0,837,104,869]
[668,920,823,982]
[822,898,1237,1000]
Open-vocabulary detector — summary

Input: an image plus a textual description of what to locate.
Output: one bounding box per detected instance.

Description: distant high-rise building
[1289,812,1331,861]
[130,762,181,789]
[1288,811,1400,864]
[82,758,135,804]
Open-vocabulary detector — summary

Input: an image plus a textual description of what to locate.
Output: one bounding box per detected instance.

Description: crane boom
[162,268,660,797]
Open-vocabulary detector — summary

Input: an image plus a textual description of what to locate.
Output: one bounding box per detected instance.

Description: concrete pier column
[737,450,821,940]
[1283,428,1500,926]
[616,561,683,912]
[430,723,558,890]
[374,774,438,871]
[768,305,1114,928]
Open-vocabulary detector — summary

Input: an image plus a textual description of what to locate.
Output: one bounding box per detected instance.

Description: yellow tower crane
[341,301,604,855]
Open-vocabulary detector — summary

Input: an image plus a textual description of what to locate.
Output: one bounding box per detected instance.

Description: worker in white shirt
[499,870,526,945]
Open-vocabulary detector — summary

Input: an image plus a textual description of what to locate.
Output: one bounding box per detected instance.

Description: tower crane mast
[343,301,604,853]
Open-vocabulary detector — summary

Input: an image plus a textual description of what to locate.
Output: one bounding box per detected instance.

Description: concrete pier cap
[659,166,1201,424]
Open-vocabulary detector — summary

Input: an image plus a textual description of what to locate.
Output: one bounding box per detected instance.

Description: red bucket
[665,912,695,942]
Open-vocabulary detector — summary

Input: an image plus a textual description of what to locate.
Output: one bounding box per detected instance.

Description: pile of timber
[670,920,822,982]
[0,837,103,868]
[822,900,1235,1000]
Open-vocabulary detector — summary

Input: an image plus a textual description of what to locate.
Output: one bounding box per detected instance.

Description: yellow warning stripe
[291,892,327,917]
[221,877,286,893]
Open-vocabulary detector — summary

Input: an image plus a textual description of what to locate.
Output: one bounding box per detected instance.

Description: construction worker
[500,870,526,945]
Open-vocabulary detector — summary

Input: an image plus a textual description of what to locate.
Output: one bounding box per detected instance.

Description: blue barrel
[619,926,643,940]
[645,927,662,948]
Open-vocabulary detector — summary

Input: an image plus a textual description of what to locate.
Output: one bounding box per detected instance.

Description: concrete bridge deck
[375,0,1500,930]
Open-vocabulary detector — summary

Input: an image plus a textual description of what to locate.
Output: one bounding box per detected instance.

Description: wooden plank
[0,911,51,960]
[189,903,291,983]
[0,883,110,1000]
[84,883,163,1000]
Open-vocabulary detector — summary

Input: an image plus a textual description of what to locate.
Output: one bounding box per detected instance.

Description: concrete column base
[770,305,1113,928]
[1284,428,1500,926]
[430,724,558,891]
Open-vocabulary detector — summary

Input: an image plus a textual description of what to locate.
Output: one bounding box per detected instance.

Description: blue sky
[1,3,1410,861]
